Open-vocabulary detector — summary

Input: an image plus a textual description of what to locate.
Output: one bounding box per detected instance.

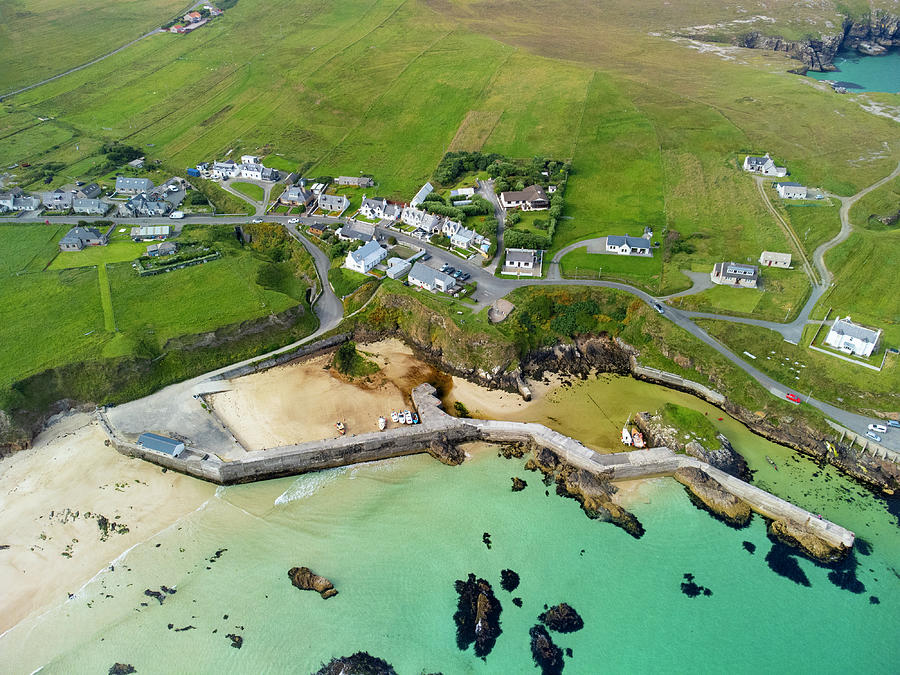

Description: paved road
[477,179,504,273]
[1,0,207,100]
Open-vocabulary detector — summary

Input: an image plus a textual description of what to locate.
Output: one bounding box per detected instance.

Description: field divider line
[97,263,117,332]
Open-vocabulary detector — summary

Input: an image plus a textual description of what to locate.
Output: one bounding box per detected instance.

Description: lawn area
[670,267,810,322]
[50,235,148,270]
[778,201,842,257]
[696,319,900,415]
[659,402,722,451]
[849,174,900,230]
[508,210,552,237]
[230,181,265,202]
[388,245,417,259]
[559,248,662,291]
[328,266,371,298]
[0,224,63,274]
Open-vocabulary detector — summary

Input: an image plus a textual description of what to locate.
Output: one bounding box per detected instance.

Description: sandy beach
[0,412,213,633]
[208,339,443,450]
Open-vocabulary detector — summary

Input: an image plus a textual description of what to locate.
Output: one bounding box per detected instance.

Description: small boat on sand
[404,410,413,425]
[766,455,777,470]
[631,428,645,448]
[391,411,399,424]
[378,416,386,431]
[335,421,346,435]
[411,412,419,425]
[621,426,633,446]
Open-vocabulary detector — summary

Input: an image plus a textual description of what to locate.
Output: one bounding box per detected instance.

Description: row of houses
[203,156,279,182]
[41,188,109,215]
[0,188,41,213]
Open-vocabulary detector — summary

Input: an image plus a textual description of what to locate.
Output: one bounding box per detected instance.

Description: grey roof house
[711,261,759,288]
[605,235,652,256]
[59,226,107,251]
[147,242,178,257]
[78,183,102,199]
[335,221,375,243]
[41,189,73,211]
[73,198,109,215]
[116,176,154,193]
[137,432,185,457]
[410,181,434,207]
[335,176,375,187]
[318,193,350,213]
[408,261,455,293]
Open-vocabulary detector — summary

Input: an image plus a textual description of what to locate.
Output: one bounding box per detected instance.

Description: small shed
[137,432,185,457]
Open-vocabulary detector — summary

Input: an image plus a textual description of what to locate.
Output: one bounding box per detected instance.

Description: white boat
[398,413,406,424]
[378,416,386,431]
[404,410,413,425]
[391,411,399,423]
[621,426,632,446]
[631,428,645,449]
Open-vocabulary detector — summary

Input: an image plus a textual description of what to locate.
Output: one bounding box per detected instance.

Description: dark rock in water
[427,434,465,466]
[499,444,527,459]
[870,595,880,605]
[453,573,502,659]
[828,568,866,594]
[226,633,243,649]
[674,467,751,528]
[511,477,527,492]
[174,625,195,632]
[742,541,756,554]
[161,586,176,595]
[764,543,811,587]
[143,589,166,605]
[512,597,523,607]
[767,518,850,564]
[680,573,713,598]
[209,548,227,562]
[482,532,492,550]
[314,652,397,675]
[539,603,584,633]
[109,664,136,675]
[529,624,564,675]
[167,623,173,630]
[500,569,520,592]
[565,648,573,658]
[288,566,338,599]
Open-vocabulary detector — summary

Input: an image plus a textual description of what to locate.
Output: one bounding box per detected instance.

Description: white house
[504,248,540,276]
[335,176,374,187]
[442,219,479,249]
[359,196,400,221]
[386,257,412,279]
[500,184,550,210]
[240,155,261,165]
[410,181,434,207]
[41,189,73,211]
[73,198,109,215]
[0,190,40,212]
[238,162,277,181]
[824,316,881,357]
[776,182,807,199]
[605,235,651,256]
[115,176,154,193]
[344,240,387,274]
[408,262,455,293]
[710,261,759,288]
[450,187,475,198]
[318,193,350,213]
[743,153,787,177]
[210,161,239,179]
[759,251,792,268]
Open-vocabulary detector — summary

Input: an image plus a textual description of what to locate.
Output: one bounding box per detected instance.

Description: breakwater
[98,384,854,552]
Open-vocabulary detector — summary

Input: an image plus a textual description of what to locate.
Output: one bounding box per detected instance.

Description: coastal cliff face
[734,11,900,71]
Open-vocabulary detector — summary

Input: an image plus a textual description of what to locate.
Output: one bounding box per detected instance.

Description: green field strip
[98,263,117,332]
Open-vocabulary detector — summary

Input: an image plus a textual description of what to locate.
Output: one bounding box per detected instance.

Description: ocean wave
[274,468,346,505]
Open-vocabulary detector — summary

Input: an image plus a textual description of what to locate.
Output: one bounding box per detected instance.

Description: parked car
[453,270,463,278]
[440,263,450,272]
[785,393,802,404]
[654,303,665,314]
[866,431,882,442]
[251,218,263,224]
[169,211,185,219]
[889,420,900,428]
[868,424,888,433]
[422,253,431,261]
[287,218,300,224]
[460,273,470,281]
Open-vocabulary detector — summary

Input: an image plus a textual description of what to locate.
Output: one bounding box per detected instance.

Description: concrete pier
[98,383,855,551]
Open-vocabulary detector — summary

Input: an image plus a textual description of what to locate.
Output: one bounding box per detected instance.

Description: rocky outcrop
[511,477,527,491]
[526,447,645,538]
[673,467,752,527]
[288,566,338,599]
[109,665,136,675]
[314,652,397,675]
[634,411,749,480]
[427,434,465,466]
[500,569,520,592]
[453,574,503,658]
[529,625,564,675]
[735,32,843,71]
[768,517,851,564]
[539,603,584,633]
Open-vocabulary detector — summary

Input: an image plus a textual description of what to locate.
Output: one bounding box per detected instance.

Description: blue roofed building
[137,432,186,457]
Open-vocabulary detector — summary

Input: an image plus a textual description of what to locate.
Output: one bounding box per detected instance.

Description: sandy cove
[0,412,213,633]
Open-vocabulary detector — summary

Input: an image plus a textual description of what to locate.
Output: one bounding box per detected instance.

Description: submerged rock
[109,665,136,675]
[673,467,751,527]
[499,443,528,459]
[314,652,397,675]
[500,569,520,592]
[680,572,712,598]
[767,518,851,564]
[226,633,243,649]
[427,434,465,466]
[539,603,583,633]
[453,573,502,659]
[288,566,338,599]
[511,477,527,492]
[529,624,564,675]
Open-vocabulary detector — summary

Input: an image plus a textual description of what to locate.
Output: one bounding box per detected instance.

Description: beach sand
[0,412,213,633]
[208,339,440,450]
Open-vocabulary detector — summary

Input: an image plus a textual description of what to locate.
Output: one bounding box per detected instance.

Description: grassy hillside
[850,175,900,230]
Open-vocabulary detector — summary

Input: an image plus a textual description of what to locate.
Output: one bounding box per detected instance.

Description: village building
[318,193,350,214]
[147,242,178,257]
[115,176,154,194]
[308,224,327,237]
[123,193,170,217]
[759,251,792,268]
[130,225,171,241]
[500,184,550,211]
[41,189,73,211]
[210,160,239,179]
[73,198,109,215]
[710,261,759,288]
[0,188,41,212]
[442,219,479,249]
[238,162,278,181]
[450,187,475,198]
[408,262,455,293]
[78,183,101,199]
[385,257,412,279]
[335,176,374,187]
[503,248,541,276]
[824,316,881,358]
[359,196,401,221]
[775,182,807,199]
[344,240,387,274]
[127,157,145,169]
[401,206,441,232]
[59,226,107,251]
[335,221,375,243]
[138,432,185,457]
[410,181,434,207]
[281,185,315,207]
[605,235,652,256]
[742,153,787,177]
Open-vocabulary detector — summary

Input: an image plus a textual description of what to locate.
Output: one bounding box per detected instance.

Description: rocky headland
[529,624,565,675]
[453,574,503,659]
[539,603,584,633]
[313,652,397,675]
[673,467,752,528]
[768,517,852,564]
[287,566,338,599]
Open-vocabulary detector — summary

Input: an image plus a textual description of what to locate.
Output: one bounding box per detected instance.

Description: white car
[390,411,399,423]
[866,431,882,442]
[251,218,263,224]
[169,211,185,219]
[404,410,413,425]
[287,218,300,224]
[868,424,887,434]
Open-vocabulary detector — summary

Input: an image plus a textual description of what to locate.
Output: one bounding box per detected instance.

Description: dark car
[422,253,431,261]
[460,273,470,281]
[453,270,463,278]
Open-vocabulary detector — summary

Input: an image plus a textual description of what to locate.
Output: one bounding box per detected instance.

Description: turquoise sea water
[2,377,899,673]
[808,49,900,93]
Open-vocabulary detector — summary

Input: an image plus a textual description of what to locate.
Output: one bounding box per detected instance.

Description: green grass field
[230,181,265,202]
[780,201,843,257]
[850,175,900,230]
[0,224,62,273]
[50,236,148,270]
[328,266,371,298]
[560,248,662,291]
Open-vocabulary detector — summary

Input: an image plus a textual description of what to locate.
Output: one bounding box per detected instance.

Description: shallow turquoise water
[808,49,900,93]
[3,439,898,674]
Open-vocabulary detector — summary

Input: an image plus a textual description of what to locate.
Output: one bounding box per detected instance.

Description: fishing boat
[621,426,633,446]
[390,411,399,424]
[631,427,645,449]
[404,410,413,425]
[411,412,419,425]
[335,421,346,435]
[378,416,386,431]
[766,455,777,470]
